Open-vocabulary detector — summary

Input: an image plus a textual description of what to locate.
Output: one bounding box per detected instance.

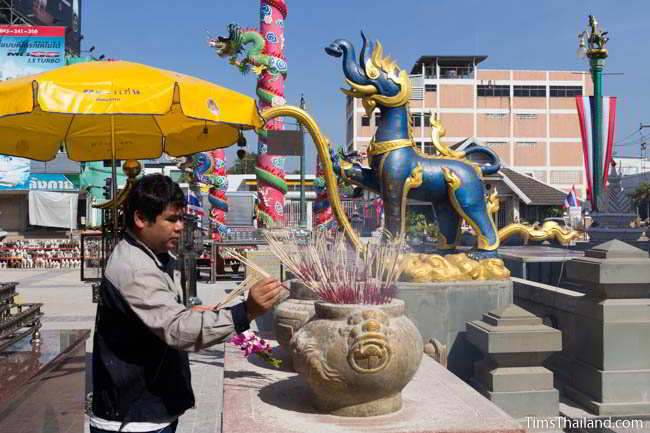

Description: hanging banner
[575,96,617,208]
[28,190,77,229]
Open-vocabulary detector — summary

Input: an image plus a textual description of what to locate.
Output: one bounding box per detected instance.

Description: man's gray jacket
[91,230,249,424]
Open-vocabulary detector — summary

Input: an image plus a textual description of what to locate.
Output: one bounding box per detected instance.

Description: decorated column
[256,0,288,227]
[205,150,229,240]
[181,151,229,240]
[209,0,288,227]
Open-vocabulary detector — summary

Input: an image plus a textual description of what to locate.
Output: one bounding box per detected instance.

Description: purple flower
[229,331,283,368]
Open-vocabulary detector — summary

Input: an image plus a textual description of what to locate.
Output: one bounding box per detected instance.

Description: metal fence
[281,199,381,235]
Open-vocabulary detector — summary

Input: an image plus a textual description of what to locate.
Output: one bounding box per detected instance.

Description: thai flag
[575,96,617,209]
[187,190,204,219]
[564,185,580,208]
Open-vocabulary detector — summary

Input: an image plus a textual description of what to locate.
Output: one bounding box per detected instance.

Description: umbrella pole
[110,115,118,243]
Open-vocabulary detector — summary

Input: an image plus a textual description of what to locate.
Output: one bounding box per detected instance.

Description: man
[90,174,281,433]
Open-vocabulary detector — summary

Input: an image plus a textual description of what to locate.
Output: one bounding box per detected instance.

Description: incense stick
[191,274,256,312]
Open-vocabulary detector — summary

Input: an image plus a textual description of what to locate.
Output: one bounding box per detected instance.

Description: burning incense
[262,230,406,305]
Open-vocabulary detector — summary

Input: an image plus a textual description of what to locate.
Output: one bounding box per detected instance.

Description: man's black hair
[125,174,185,229]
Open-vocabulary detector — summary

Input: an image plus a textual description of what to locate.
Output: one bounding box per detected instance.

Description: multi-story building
[346,55,593,199]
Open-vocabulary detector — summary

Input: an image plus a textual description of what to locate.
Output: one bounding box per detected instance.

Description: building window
[374,112,382,127]
[515,113,538,120]
[550,170,581,184]
[423,115,431,127]
[424,66,436,78]
[439,66,473,79]
[425,84,437,92]
[513,85,546,97]
[550,86,583,97]
[361,116,370,126]
[486,113,507,119]
[477,85,509,97]
[411,114,421,127]
[423,144,435,155]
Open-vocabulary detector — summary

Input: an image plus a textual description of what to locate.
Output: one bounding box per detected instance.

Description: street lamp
[577,15,609,211]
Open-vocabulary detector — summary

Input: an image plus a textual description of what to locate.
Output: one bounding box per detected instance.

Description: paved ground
[3,268,246,433]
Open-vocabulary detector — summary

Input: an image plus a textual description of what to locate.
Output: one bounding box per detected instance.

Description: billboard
[9,0,81,54]
[0,25,65,80]
[0,155,31,189]
[0,25,65,179]
[0,169,80,191]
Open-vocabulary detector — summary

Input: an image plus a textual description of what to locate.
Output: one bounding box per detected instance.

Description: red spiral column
[255,0,288,227]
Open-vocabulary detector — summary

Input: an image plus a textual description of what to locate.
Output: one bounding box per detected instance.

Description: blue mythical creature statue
[326,33,501,259]
[260,33,579,267]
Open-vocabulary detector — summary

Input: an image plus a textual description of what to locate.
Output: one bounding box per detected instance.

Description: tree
[227,152,258,174]
[629,182,650,220]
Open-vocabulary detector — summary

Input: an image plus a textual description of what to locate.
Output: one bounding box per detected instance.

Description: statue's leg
[433,201,462,251]
[442,168,499,259]
[382,194,403,240]
[380,175,404,240]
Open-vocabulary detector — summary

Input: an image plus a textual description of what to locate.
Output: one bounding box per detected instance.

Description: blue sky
[83,1,649,172]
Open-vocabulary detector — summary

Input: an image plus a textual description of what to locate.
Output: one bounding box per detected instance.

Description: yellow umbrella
[0,60,261,232]
[0,60,261,162]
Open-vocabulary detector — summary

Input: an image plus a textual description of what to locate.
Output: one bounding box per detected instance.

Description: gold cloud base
[399,253,511,283]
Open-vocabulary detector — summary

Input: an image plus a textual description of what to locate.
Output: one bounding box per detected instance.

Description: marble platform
[222,340,523,433]
[0,328,90,433]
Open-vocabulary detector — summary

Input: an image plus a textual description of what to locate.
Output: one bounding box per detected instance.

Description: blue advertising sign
[0,26,66,183]
[0,155,30,188]
[0,25,65,81]
[0,171,80,191]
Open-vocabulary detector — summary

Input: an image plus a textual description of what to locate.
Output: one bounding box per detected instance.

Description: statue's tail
[261,106,365,253]
[464,145,501,176]
[487,190,579,246]
[498,221,581,245]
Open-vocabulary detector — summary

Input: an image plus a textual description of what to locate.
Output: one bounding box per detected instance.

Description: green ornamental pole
[580,15,609,211]
[590,56,605,210]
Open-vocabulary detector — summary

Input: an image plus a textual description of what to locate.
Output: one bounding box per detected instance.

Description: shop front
[0,157,82,234]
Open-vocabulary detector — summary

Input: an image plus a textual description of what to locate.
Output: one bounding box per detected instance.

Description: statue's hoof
[467,250,500,261]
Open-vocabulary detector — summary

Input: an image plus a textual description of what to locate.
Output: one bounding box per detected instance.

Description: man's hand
[245,277,282,321]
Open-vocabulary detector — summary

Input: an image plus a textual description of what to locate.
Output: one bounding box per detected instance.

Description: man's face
[135,205,184,254]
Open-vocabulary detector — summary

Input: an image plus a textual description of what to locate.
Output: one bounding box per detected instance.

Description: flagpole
[591,57,604,210]
[578,15,609,211]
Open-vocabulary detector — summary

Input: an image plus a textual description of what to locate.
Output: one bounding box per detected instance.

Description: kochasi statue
[326,33,502,259]
[260,33,579,277]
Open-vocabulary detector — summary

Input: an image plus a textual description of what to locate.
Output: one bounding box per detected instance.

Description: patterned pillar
[256,0,288,227]
[205,149,229,240]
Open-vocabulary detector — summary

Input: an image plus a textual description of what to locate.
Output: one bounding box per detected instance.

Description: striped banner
[575,96,617,208]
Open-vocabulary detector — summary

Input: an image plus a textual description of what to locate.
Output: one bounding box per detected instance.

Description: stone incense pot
[290,299,422,417]
[273,280,318,357]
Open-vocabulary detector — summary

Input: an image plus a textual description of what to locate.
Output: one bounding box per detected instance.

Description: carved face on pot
[345,310,391,373]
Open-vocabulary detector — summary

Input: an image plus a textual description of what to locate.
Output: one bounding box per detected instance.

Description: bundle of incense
[262,229,406,304]
[191,274,256,312]
[192,248,289,312]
